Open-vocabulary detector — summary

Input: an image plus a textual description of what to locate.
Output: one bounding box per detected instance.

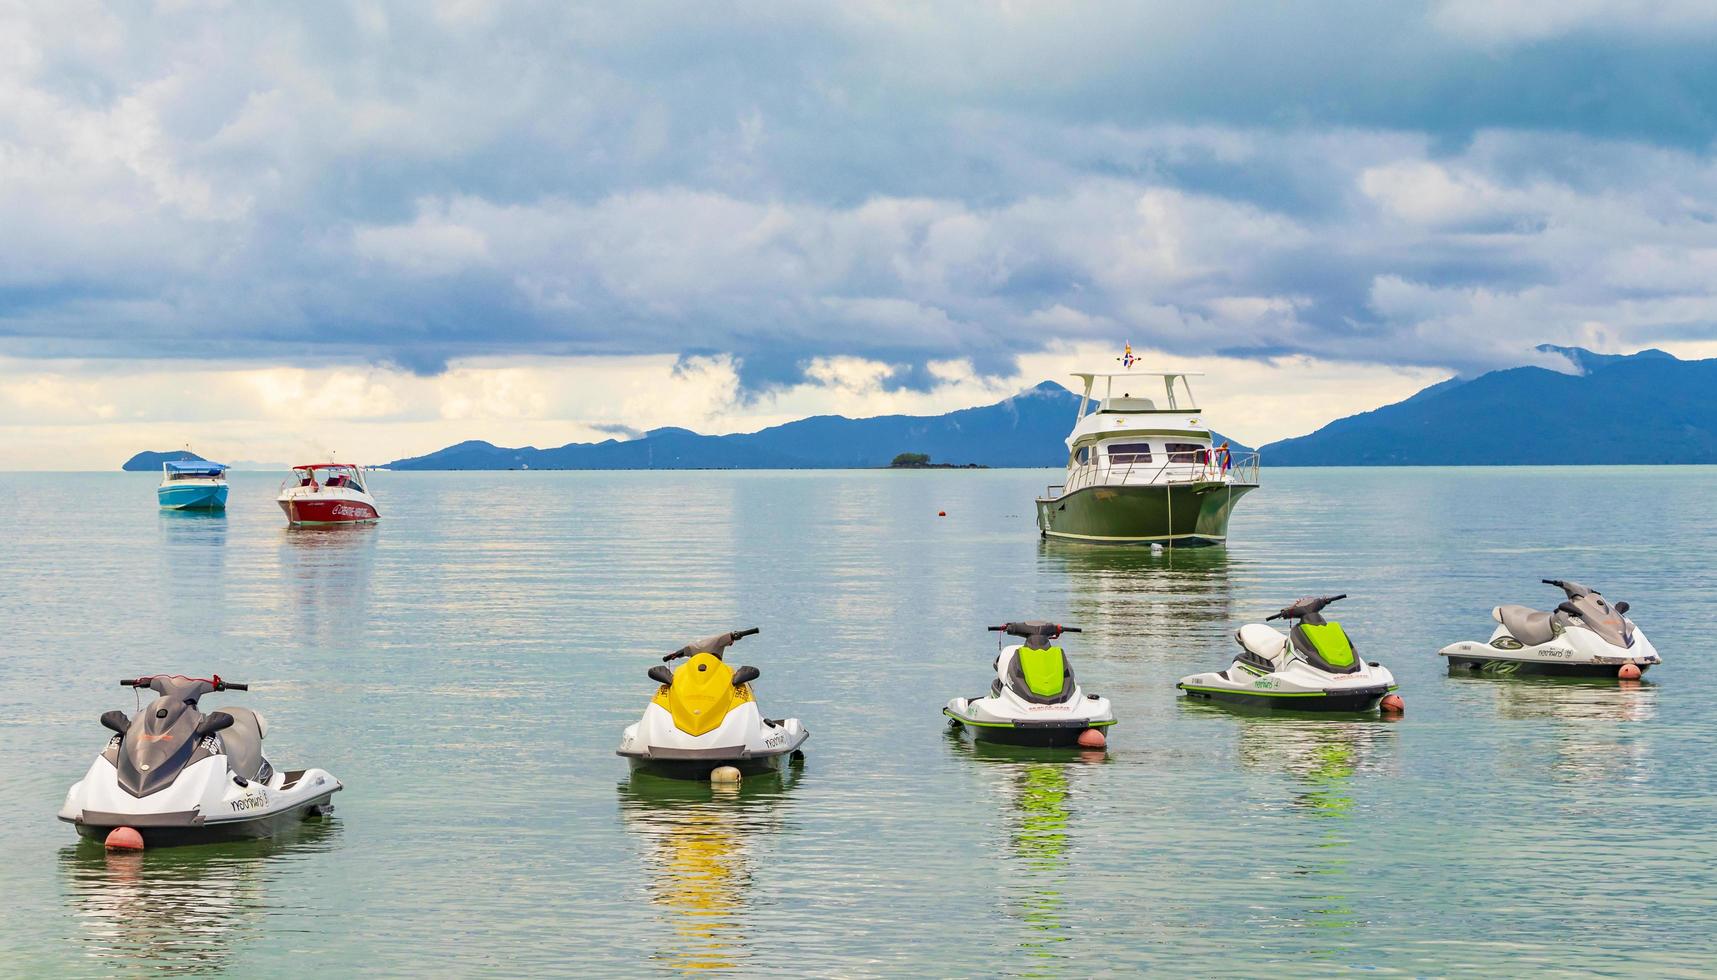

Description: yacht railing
[1042,451,1259,500]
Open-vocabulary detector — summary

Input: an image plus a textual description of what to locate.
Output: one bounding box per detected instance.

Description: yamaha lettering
[230,793,268,812]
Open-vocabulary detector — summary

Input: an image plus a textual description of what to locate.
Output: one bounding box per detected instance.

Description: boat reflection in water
[947,734,1105,961]
[1228,717,1397,942]
[58,820,341,973]
[278,521,378,642]
[1448,672,1658,783]
[158,506,231,630]
[617,764,802,972]
[1038,541,1235,649]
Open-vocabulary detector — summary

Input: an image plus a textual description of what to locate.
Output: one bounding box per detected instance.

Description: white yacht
[1035,371,1259,546]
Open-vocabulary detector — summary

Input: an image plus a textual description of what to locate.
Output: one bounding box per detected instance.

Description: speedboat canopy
[163,460,229,476]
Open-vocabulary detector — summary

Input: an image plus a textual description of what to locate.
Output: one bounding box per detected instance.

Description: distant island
[122,450,206,472]
[888,453,987,469]
[1259,346,1715,465]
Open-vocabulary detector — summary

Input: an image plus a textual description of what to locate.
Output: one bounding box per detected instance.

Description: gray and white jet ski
[59,675,341,847]
[617,628,809,780]
[1178,595,1399,711]
[1439,579,1660,678]
[944,622,1116,747]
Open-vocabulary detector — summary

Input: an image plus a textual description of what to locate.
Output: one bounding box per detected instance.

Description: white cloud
[354,204,491,274]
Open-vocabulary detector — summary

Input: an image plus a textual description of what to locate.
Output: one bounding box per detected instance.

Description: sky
[5,1,1717,468]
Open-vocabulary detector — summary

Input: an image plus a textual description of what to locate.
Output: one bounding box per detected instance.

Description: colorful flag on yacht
[1119,343,1136,368]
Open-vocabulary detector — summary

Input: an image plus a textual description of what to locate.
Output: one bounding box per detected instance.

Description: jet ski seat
[217,708,268,782]
[1495,604,1557,646]
[1237,624,1290,667]
[1007,646,1075,705]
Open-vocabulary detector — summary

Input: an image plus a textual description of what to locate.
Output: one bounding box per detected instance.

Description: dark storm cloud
[3,1,1717,384]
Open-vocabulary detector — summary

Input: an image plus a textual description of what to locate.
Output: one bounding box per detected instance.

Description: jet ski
[617,628,809,780]
[944,622,1116,747]
[1178,595,1398,711]
[1439,579,1660,678]
[59,675,341,847]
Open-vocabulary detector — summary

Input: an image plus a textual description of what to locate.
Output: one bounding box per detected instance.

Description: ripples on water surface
[0,468,1712,975]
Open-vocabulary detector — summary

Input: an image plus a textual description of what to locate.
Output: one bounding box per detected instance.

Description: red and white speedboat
[277,463,381,526]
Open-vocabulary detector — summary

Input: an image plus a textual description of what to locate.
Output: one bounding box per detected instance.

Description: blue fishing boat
[157,460,230,510]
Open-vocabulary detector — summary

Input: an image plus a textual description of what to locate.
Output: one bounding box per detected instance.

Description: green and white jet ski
[1178,595,1398,712]
[944,622,1116,747]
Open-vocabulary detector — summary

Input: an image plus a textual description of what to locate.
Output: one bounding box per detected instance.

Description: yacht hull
[1036,481,1254,546]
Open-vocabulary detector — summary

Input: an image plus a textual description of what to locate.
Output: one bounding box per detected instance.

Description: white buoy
[710,766,742,783]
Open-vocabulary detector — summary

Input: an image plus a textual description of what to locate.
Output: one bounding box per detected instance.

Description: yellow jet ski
[617,628,809,780]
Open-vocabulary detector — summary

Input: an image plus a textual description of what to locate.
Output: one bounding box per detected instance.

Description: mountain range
[1259,346,1714,465]
[388,346,1710,469]
[126,346,1710,471]
[387,382,1113,470]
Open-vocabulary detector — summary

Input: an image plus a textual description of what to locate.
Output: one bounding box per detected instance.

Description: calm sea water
[0,468,1712,977]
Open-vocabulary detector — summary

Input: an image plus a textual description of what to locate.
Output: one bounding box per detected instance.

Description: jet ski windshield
[111,675,247,797]
[1265,596,1360,674]
[664,627,761,662]
[988,621,1082,704]
[1543,580,1634,648]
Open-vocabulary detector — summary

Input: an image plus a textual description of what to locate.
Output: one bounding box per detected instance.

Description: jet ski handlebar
[119,676,248,691]
[1543,579,1596,599]
[662,628,761,662]
[988,622,1080,637]
[1267,594,1347,621]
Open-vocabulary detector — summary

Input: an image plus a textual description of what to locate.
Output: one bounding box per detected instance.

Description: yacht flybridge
[1035,371,1259,546]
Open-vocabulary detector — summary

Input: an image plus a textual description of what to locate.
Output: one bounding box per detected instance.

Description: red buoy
[1076,728,1107,749]
[1380,693,1405,715]
[105,826,144,851]
[938,511,947,517]
[1618,663,1642,680]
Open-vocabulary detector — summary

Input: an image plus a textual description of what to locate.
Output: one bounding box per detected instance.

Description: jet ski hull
[944,708,1116,747]
[1440,645,1657,678]
[61,763,342,847]
[618,702,809,781]
[621,747,803,780]
[1177,681,1394,712]
[66,792,338,846]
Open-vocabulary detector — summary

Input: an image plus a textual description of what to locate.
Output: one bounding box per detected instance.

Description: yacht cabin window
[1164,442,1207,462]
[1075,446,1090,465]
[1105,442,1153,464]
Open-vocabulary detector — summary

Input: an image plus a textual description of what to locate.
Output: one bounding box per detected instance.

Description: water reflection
[58,820,341,974]
[947,734,1104,962]
[158,508,229,537]
[1450,673,1659,724]
[1037,542,1234,642]
[617,767,801,972]
[278,524,377,641]
[1235,721,1396,938]
[158,510,230,633]
[1450,674,1657,782]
